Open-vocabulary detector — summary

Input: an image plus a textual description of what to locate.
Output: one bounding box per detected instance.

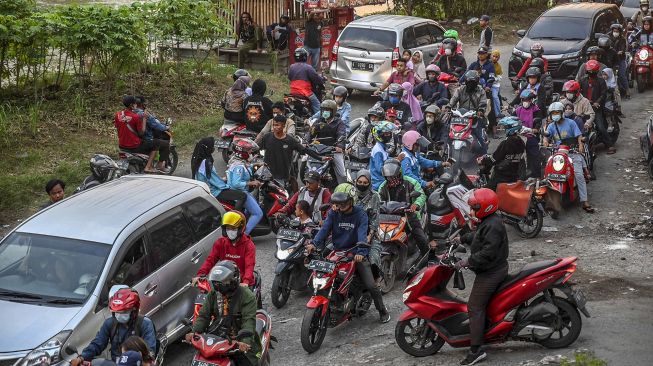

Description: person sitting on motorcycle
[579,60,614,154]
[562,80,595,132]
[448,70,488,154]
[632,0,651,28]
[115,96,159,174]
[609,23,630,98]
[478,117,526,190]
[562,100,592,181]
[375,58,415,94]
[308,99,347,184]
[597,37,618,73]
[377,159,429,256]
[255,102,296,144]
[515,43,548,80]
[638,16,653,46]
[432,29,464,63]
[311,85,352,132]
[436,38,467,76]
[289,47,324,114]
[226,138,264,234]
[134,96,171,173]
[378,83,414,127]
[602,68,622,120]
[369,121,398,190]
[543,102,595,213]
[510,66,547,113]
[514,90,542,178]
[192,211,256,287]
[243,79,273,133]
[277,171,332,223]
[295,200,316,227]
[413,65,449,105]
[306,189,391,323]
[385,107,399,127]
[465,46,496,90]
[351,105,385,151]
[417,105,449,145]
[189,261,259,366]
[72,288,156,366]
[455,188,509,366]
[119,336,155,366]
[576,46,607,81]
[221,75,251,124]
[400,130,451,190]
[353,171,384,280]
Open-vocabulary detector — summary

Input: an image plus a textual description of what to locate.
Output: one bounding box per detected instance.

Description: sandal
[144,169,159,174]
[582,204,595,213]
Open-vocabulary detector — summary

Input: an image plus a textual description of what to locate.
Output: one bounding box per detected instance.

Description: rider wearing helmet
[400,131,450,190]
[448,70,488,154]
[544,102,594,213]
[309,99,347,184]
[307,187,391,323]
[640,16,653,46]
[418,104,448,144]
[377,159,429,255]
[379,83,414,126]
[190,261,260,366]
[562,80,595,129]
[370,121,399,190]
[580,60,614,154]
[289,47,324,114]
[313,85,351,132]
[576,46,607,81]
[514,90,543,178]
[515,42,549,79]
[351,105,385,151]
[456,188,509,366]
[609,23,629,97]
[193,211,257,287]
[414,64,449,103]
[436,38,468,76]
[632,0,651,28]
[73,288,156,366]
[597,36,617,69]
[510,66,546,113]
[226,138,264,234]
[479,117,525,190]
[433,29,464,63]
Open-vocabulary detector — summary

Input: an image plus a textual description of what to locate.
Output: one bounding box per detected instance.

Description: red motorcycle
[300,243,373,353]
[633,44,653,93]
[438,72,460,97]
[541,145,577,219]
[396,236,589,357]
[215,122,247,163]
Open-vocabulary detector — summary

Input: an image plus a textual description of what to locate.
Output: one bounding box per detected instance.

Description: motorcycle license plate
[308,260,336,273]
[351,61,374,71]
[194,293,207,304]
[572,289,587,308]
[547,173,566,181]
[346,161,368,170]
[215,139,230,149]
[277,228,301,241]
[192,359,217,366]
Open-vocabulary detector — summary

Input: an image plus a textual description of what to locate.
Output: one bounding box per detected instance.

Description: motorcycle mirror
[319,203,331,212]
[64,346,78,356]
[516,29,526,38]
[409,190,421,199]
[236,330,254,341]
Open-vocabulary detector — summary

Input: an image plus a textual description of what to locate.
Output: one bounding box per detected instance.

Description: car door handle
[191,251,203,263]
[144,284,158,297]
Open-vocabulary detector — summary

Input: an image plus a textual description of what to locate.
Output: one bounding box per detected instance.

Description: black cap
[480,15,491,21]
[305,171,321,183]
[477,46,489,54]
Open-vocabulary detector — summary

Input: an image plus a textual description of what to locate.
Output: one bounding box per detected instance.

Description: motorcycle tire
[300,305,329,353]
[221,148,230,163]
[546,190,562,220]
[516,203,544,239]
[536,297,582,349]
[379,257,396,294]
[167,148,178,175]
[395,318,445,357]
[271,273,292,309]
[648,159,653,180]
[637,74,646,93]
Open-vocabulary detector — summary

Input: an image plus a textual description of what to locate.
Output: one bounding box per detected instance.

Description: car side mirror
[516,29,526,38]
[236,330,254,341]
[64,346,78,356]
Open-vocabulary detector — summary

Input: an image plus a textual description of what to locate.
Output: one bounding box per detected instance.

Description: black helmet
[442,38,457,51]
[90,154,118,182]
[586,46,602,56]
[463,70,480,83]
[610,23,623,31]
[208,260,240,296]
[530,58,545,73]
[525,66,541,79]
[388,83,404,97]
[644,16,653,25]
[330,191,353,205]
[367,105,385,119]
[122,95,137,108]
[597,37,610,49]
[294,47,308,62]
[333,85,348,99]
[382,158,402,178]
[232,69,249,81]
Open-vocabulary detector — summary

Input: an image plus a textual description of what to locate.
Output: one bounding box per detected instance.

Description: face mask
[613,31,620,38]
[381,134,393,143]
[226,229,239,240]
[115,313,131,324]
[522,101,531,109]
[466,81,478,90]
[643,6,649,12]
[356,183,370,192]
[321,110,332,119]
[389,96,400,105]
[426,116,435,125]
[566,93,575,100]
[552,114,562,122]
[564,110,574,118]
[273,113,280,118]
[428,76,437,82]
[445,49,452,56]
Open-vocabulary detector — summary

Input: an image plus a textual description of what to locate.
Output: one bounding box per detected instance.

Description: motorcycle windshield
[380,201,409,214]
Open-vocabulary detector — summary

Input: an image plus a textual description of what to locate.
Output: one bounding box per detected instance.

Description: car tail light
[331,41,339,62]
[392,47,400,67]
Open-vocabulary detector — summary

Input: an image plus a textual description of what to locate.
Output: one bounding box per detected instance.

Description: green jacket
[377,175,426,220]
[192,287,260,364]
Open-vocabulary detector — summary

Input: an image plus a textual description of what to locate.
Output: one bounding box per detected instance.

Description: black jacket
[462,213,509,273]
[579,76,608,107]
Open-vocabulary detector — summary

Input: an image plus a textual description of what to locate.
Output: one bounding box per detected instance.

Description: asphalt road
[169,43,653,365]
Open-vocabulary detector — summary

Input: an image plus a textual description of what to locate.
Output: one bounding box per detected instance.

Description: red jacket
[197,234,256,285]
[115,109,142,149]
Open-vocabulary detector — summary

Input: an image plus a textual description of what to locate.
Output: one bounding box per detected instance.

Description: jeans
[243,192,263,234]
[617,59,629,93]
[570,153,588,202]
[468,263,509,347]
[473,118,488,155]
[308,93,321,115]
[593,110,613,148]
[356,260,386,313]
[332,152,346,184]
[491,85,501,118]
[305,47,321,71]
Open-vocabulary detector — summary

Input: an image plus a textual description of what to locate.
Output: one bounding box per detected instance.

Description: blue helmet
[499,116,522,137]
[519,89,536,100]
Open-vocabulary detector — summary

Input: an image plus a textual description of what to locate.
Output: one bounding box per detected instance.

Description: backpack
[109,315,160,357]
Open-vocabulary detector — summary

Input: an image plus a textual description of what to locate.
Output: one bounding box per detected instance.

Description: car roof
[348,15,435,29]
[16,175,210,244]
[544,3,617,18]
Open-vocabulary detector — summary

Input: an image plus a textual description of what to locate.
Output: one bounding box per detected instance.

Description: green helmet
[334,183,356,200]
[444,29,459,40]
[372,120,397,143]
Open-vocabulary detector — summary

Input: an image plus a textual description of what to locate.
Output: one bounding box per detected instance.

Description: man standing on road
[478,15,493,51]
[304,12,323,71]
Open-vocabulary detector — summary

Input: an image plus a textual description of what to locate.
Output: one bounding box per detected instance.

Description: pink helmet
[425,64,441,74]
[402,130,424,150]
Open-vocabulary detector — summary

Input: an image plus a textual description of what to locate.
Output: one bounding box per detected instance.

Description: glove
[454,258,469,270]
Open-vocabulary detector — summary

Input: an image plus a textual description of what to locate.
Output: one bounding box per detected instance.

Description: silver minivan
[329,15,446,92]
[0,175,225,366]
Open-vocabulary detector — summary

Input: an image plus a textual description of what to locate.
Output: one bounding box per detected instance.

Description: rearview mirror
[516,29,526,38]
[64,346,78,356]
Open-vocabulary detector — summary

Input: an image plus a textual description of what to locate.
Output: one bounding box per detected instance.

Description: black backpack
[109,316,160,356]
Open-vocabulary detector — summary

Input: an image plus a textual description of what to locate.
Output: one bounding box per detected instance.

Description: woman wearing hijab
[221,75,251,124]
[354,170,383,279]
[190,137,248,211]
[401,81,424,126]
[412,50,427,81]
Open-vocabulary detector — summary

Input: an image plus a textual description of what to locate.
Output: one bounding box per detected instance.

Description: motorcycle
[447,108,486,174]
[75,154,129,193]
[487,177,547,239]
[439,71,461,98]
[633,44,653,93]
[640,113,653,179]
[396,239,589,357]
[215,123,260,163]
[426,169,475,241]
[541,145,578,219]
[119,118,178,175]
[300,243,374,353]
[270,217,316,309]
[301,139,338,192]
[345,146,370,183]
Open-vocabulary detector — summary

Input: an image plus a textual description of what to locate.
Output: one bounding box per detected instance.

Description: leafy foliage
[394,0,549,18]
[561,352,608,366]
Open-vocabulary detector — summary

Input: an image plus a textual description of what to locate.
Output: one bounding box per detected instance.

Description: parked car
[329,15,445,93]
[0,175,225,366]
[620,0,651,20]
[509,3,624,87]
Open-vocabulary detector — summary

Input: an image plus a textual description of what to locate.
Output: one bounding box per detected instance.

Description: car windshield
[0,232,110,304]
[623,0,643,7]
[338,27,396,52]
[527,17,590,40]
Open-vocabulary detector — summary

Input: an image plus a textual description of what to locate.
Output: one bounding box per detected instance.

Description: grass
[0,64,289,226]
[561,351,608,366]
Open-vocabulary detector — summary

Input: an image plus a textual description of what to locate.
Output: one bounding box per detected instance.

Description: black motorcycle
[119,118,178,175]
[75,154,129,193]
[301,141,338,191]
[345,146,370,182]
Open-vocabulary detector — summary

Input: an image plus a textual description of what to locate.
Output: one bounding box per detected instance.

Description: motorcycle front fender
[307,295,330,316]
[275,261,293,275]
[398,308,419,322]
[548,180,566,194]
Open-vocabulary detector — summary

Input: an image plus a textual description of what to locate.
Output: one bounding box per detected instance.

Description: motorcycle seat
[497,259,558,292]
[255,318,266,340]
[119,150,149,161]
[234,130,258,138]
[349,118,362,133]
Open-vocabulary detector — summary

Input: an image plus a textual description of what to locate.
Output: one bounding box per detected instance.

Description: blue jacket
[400,146,441,189]
[465,60,496,88]
[413,80,448,103]
[81,316,156,361]
[313,206,369,256]
[196,159,229,197]
[135,108,167,142]
[369,141,389,191]
[227,162,253,192]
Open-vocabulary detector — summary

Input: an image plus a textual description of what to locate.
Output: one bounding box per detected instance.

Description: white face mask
[566,92,575,100]
[426,116,435,125]
[522,101,531,109]
[115,313,131,324]
[613,31,620,38]
[445,49,452,56]
[226,229,239,240]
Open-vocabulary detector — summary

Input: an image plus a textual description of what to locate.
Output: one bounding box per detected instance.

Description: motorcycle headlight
[639,49,649,61]
[18,330,72,366]
[276,242,299,260]
[402,291,411,303]
[312,276,329,290]
[406,272,424,291]
[552,155,565,172]
[378,227,398,242]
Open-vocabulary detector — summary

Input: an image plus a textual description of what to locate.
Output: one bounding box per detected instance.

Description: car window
[148,212,195,271]
[527,16,590,40]
[426,24,444,43]
[183,198,221,239]
[403,27,417,49]
[109,236,150,288]
[594,13,611,34]
[414,25,432,46]
[338,27,397,52]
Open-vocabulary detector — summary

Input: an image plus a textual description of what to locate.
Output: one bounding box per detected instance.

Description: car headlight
[552,155,565,172]
[312,276,329,290]
[639,49,649,61]
[18,330,72,366]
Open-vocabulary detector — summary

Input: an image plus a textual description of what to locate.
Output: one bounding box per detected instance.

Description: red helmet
[232,138,259,161]
[109,288,140,313]
[468,188,498,219]
[385,108,398,118]
[585,60,601,73]
[562,80,581,95]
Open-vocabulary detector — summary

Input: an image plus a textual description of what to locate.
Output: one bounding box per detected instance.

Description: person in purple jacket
[514,89,543,178]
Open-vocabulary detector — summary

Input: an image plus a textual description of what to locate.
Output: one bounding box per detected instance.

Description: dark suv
[509,3,624,87]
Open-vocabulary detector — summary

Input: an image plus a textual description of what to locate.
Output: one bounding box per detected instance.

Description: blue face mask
[389,96,400,105]
[552,114,562,122]
[115,313,131,324]
[321,110,332,120]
